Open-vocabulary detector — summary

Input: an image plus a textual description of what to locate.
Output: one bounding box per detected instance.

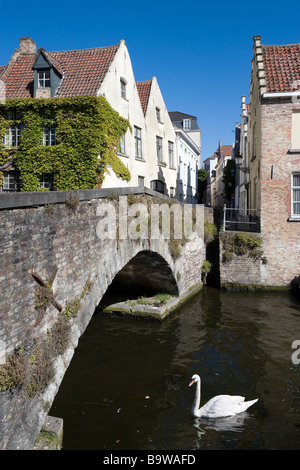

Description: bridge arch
[100,249,179,308]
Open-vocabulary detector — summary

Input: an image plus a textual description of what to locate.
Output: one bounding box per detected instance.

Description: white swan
[189,374,258,418]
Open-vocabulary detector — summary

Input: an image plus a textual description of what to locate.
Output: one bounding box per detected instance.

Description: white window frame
[156,107,161,122]
[39,173,53,190]
[134,126,143,159]
[2,171,20,192]
[119,134,126,154]
[291,173,300,219]
[43,127,56,146]
[183,119,191,130]
[168,141,174,168]
[38,70,50,88]
[120,79,126,99]
[3,124,24,147]
[156,136,163,164]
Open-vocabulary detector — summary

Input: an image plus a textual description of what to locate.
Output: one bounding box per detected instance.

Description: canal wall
[0,187,205,450]
[219,230,299,291]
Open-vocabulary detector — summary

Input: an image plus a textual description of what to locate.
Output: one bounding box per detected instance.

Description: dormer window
[183,119,191,130]
[32,49,62,98]
[38,70,50,88]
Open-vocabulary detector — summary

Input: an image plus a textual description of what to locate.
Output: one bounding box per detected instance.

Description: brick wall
[219,231,263,288]
[260,99,300,286]
[0,190,205,449]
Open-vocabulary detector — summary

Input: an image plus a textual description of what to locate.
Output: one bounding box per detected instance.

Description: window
[120,79,126,99]
[292,110,300,150]
[119,134,125,154]
[252,124,256,158]
[150,179,166,194]
[170,187,175,197]
[292,173,300,217]
[134,126,142,159]
[138,176,144,188]
[183,119,191,130]
[39,173,53,190]
[156,136,163,164]
[38,70,50,88]
[3,124,23,147]
[168,141,174,168]
[156,107,161,122]
[43,127,56,146]
[2,171,20,192]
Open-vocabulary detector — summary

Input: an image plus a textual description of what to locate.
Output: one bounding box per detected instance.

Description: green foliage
[222,232,266,263]
[126,293,172,307]
[0,96,131,191]
[222,159,236,200]
[0,315,71,396]
[63,298,81,319]
[34,284,54,310]
[198,168,208,203]
[0,347,25,392]
[204,221,218,243]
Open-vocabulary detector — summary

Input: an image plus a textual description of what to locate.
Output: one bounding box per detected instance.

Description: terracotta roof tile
[1,43,120,99]
[263,43,300,93]
[220,145,232,157]
[136,80,152,115]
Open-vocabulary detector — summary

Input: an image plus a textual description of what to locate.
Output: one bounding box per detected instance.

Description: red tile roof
[0,43,120,99]
[263,43,300,93]
[136,80,152,115]
[220,145,232,157]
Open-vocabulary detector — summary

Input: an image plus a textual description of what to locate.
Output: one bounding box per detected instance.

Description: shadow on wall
[290,276,300,297]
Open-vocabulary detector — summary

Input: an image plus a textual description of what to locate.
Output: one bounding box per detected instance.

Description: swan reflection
[194,412,248,432]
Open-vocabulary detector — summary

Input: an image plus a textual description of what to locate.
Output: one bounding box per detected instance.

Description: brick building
[247,35,300,286]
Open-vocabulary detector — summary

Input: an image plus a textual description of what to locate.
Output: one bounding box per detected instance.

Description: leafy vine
[0,96,131,191]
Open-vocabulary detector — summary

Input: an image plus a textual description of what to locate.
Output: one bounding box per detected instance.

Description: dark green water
[50,287,300,450]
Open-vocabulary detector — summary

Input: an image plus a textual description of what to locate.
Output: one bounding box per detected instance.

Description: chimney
[19,37,36,54]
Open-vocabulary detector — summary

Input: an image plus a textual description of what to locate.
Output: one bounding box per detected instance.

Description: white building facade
[169,112,201,203]
[99,41,177,197]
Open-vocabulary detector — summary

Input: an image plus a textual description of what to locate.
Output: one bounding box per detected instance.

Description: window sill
[288,149,300,154]
[158,163,167,167]
[169,166,177,170]
[288,217,300,222]
[135,157,146,162]
[117,152,129,158]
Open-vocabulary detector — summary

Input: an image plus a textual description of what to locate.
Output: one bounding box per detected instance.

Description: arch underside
[99,250,178,308]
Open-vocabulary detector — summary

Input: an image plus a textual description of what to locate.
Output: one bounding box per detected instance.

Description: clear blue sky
[1,0,299,164]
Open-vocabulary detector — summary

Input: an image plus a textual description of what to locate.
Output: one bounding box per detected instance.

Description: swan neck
[192,378,201,415]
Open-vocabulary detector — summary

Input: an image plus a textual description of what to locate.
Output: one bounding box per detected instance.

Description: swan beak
[189,379,195,387]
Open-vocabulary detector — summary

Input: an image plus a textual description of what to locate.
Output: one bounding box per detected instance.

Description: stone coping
[0,186,177,210]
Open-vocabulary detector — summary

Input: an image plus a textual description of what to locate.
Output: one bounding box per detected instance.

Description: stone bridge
[0,187,205,450]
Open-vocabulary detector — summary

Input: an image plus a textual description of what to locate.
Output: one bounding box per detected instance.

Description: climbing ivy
[0,96,131,191]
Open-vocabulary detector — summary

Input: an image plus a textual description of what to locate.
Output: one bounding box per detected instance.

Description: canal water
[50,287,300,450]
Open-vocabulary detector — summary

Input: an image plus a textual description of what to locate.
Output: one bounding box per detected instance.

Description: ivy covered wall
[0,96,131,191]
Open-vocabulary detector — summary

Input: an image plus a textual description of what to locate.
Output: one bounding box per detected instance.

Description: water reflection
[50,287,300,450]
